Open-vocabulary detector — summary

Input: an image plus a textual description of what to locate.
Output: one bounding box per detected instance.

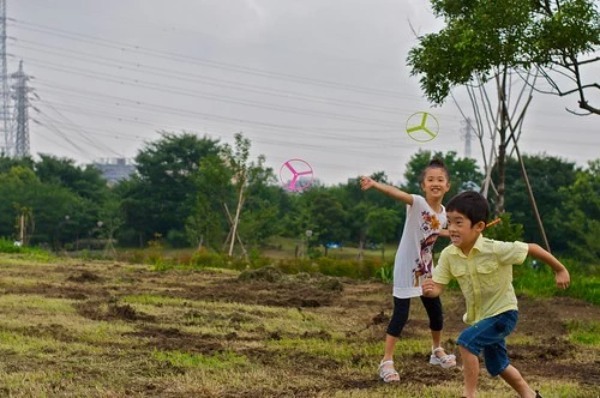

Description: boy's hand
[555,268,570,289]
[422,278,436,297]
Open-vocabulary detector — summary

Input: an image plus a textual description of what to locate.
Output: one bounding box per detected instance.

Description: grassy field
[0,252,598,397]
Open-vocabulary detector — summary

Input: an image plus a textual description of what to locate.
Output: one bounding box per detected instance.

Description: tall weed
[0,238,55,262]
[513,258,600,305]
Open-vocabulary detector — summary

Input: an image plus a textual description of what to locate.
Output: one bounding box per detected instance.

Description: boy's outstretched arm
[528,243,570,289]
[360,176,413,205]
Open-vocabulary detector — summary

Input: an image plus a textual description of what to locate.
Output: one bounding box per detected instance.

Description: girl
[360,158,456,382]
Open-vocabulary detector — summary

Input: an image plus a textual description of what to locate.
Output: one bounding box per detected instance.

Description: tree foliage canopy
[409,0,600,113]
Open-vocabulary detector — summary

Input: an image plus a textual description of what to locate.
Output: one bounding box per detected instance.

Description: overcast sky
[7,0,600,185]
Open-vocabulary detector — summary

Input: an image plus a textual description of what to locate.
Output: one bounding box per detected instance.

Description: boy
[422,191,570,398]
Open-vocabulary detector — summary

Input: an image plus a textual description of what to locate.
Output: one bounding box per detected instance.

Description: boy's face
[420,168,450,200]
[447,210,485,254]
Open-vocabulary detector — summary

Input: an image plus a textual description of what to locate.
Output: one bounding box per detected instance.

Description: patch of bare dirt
[67,270,103,283]
[21,323,75,343]
[168,275,344,308]
[125,325,225,355]
[4,282,103,300]
[75,300,156,322]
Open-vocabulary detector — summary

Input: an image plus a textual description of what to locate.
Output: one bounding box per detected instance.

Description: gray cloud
[7,0,599,184]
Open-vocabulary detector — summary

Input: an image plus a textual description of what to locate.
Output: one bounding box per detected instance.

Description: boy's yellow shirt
[433,235,529,325]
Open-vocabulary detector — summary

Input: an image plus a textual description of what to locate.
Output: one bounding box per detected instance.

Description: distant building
[92,157,136,185]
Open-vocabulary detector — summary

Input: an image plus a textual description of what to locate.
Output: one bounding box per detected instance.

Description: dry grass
[0,254,597,397]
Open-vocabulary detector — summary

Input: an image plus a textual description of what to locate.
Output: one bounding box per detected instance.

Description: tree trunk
[496,139,506,214]
[513,141,552,252]
[495,70,510,215]
[228,183,245,257]
[357,229,366,261]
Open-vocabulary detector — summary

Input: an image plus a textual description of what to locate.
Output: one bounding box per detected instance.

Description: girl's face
[420,167,450,201]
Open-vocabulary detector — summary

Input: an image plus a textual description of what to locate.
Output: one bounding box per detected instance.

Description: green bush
[248,248,271,269]
[119,250,147,265]
[276,258,315,274]
[0,238,24,253]
[238,265,283,282]
[315,257,353,277]
[0,238,55,262]
[272,257,385,280]
[513,257,600,305]
[483,213,524,242]
[190,249,227,268]
[166,229,188,248]
[377,262,394,284]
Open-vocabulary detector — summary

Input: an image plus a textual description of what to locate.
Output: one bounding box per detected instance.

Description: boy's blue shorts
[457,310,518,376]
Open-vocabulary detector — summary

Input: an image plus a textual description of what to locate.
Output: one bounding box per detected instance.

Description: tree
[98,191,124,256]
[35,154,108,202]
[0,166,85,248]
[409,0,600,114]
[331,179,371,258]
[402,150,483,200]
[185,154,233,250]
[119,132,221,246]
[561,159,600,261]
[35,155,109,245]
[408,0,599,220]
[221,133,277,256]
[501,154,578,253]
[237,173,282,248]
[305,189,348,256]
[366,207,400,259]
[336,173,404,258]
[529,1,600,115]
[0,155,34,173]
[0,166,39,240]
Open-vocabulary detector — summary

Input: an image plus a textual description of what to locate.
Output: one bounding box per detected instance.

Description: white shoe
[378,360,400,382]
[429,347,456,368]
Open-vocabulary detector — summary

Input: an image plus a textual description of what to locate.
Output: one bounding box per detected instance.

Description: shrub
[190,249,227,269]
[377,262,394,284]
[276,258,318,275]
[0,238,55,262]
[483,213,524,242]
[0,238,24,253]
[238,265,284,283]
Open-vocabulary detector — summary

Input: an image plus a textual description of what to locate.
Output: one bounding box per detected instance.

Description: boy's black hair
[446,191,490,226]
[419,158,449,183]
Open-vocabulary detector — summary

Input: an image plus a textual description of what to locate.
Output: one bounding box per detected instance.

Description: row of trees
[0,132,598,262]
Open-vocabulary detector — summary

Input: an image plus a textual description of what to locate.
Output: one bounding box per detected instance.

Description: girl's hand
[360,176,375,191]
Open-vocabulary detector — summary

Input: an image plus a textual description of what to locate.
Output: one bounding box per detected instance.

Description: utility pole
[0,0,12,156]
[11,60,31,158]
[460,117,474,159]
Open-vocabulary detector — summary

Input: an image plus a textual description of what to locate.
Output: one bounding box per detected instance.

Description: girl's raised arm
[360,176,413,205]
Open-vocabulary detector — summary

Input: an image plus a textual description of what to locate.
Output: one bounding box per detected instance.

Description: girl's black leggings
[386,295,444,337]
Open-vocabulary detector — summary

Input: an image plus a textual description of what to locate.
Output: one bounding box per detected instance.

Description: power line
[31,80,404,141]
[8,17,411,99]
[10,38,411,114]
[13,54,406,129]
